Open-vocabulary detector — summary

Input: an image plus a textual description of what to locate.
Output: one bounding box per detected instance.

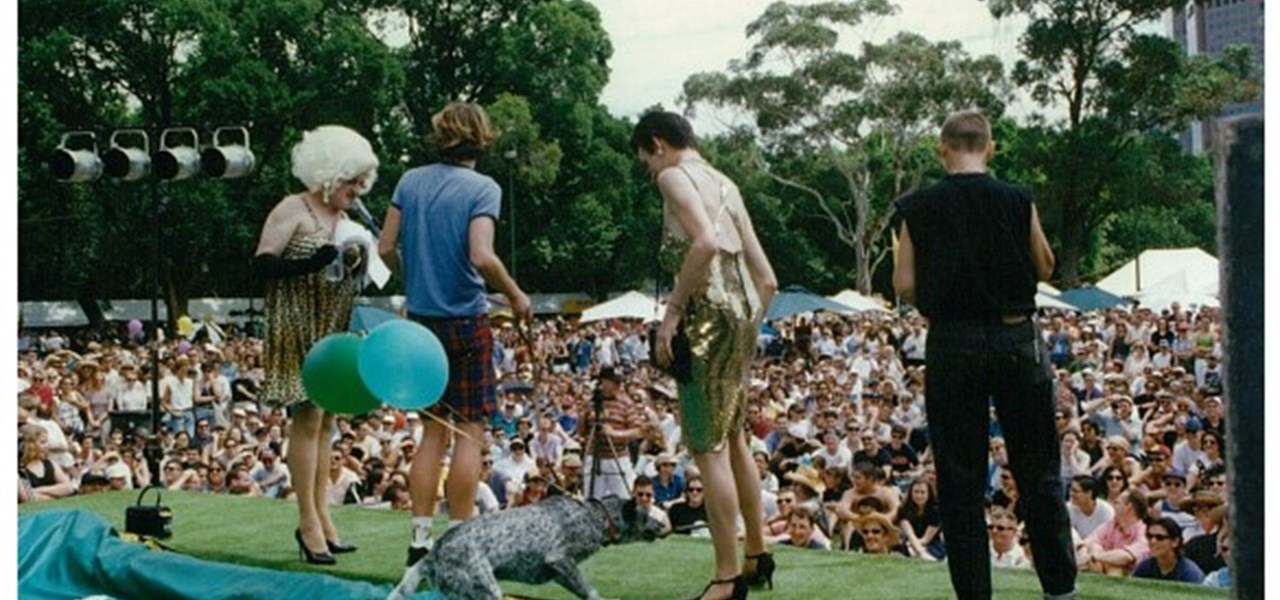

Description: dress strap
[676,163,736,238]
[298,195,327,234]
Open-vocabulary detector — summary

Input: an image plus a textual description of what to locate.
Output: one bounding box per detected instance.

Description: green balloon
[302,333,382,415]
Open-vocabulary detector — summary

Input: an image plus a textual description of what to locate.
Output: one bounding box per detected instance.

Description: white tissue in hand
[333,220,390,288]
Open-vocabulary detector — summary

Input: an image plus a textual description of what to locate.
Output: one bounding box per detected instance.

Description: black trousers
[925,319,1076,599]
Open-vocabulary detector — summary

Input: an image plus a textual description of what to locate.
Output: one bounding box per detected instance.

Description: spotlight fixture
[153,128,201,181]
[101,129,151,181]
[50,131,103,182]
[201,126,255,179]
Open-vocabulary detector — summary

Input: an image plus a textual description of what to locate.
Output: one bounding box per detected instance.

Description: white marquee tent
[827,290,892,314]
[1035,282,1077,311]
[579,291,663,323]
[1095,248,1219,299]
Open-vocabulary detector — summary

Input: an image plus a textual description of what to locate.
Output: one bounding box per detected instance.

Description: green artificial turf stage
[21,491,1229,599]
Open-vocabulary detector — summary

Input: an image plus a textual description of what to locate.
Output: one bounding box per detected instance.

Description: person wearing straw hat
[378,102,532,592]
[254,124,377,565]
[852,511,907,556]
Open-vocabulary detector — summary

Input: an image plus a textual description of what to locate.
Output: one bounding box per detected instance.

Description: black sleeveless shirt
[895,173,1037,323]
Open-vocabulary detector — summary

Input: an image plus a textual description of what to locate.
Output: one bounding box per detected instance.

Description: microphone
[351,198,382,237]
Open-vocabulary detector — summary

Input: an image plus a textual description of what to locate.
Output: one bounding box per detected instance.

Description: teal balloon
[358,320,448,409]
[301,333,382,415]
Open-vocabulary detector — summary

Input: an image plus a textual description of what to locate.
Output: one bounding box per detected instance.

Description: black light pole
[142,179,165,477]
[504,148,518,279]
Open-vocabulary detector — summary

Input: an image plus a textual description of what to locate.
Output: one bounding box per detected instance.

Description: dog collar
[587,498,620,546]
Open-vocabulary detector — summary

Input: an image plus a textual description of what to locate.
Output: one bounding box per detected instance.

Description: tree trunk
[1057,192,1087,288]
[76,292,107,331]
[166,277,188,334]
[855,241,873,295]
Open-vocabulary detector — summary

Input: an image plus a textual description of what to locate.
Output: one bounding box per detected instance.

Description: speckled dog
[387,495,666,600]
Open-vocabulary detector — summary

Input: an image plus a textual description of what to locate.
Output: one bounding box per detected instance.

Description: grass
[21,491,1229,600]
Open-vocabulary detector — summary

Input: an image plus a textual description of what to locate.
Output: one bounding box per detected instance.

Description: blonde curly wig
[290,125,379,201]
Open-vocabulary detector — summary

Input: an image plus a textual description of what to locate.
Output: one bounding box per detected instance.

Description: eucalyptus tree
[983,0,1259,284]
[682,0,1009,293]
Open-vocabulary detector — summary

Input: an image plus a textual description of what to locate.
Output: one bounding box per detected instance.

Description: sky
[591,0,1034,131]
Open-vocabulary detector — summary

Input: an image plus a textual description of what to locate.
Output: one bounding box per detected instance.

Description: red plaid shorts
[408,313,496,423]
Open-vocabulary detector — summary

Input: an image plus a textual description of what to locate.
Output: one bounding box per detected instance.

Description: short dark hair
[634,474,654,488]
[1072,474,1100,499]
[852,461,878,480]
[1147,516,1185,555]
[630,111,699,154]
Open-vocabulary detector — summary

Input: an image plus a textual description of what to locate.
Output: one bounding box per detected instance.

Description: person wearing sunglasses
[668,475,712,536]
[1131,517,1205,583]
[988,507,1030,569]
[1202,512,1233,588]
[851,511,908,556]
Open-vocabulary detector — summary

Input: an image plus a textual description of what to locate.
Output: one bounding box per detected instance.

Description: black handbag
[650,322,693,384]
[125,486,173,539]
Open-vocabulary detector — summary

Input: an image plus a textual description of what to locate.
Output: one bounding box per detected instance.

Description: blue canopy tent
[1057,286,1131,312]
[349,305,399,332]
[765,286,855,321]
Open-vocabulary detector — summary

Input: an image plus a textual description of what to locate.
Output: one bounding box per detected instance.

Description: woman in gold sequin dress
[253,125,377,565]
[632,112,778,600]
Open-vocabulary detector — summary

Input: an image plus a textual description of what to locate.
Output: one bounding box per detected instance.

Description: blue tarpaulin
[1057,285,1131,312]
[18,509,437,600]
[765,286,854,321]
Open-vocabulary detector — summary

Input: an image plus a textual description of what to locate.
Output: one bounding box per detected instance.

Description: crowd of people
[17,299,1232,587]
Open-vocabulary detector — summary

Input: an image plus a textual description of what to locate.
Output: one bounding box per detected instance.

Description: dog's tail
[385,553,435,600]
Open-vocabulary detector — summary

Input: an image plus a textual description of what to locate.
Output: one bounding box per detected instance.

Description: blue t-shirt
[392,163,502,317]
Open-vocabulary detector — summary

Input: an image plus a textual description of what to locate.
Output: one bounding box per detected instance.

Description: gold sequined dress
[262,203,360,408]
[659,160,761,453]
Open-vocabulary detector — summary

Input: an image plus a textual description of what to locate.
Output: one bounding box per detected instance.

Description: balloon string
[420,409,476,442]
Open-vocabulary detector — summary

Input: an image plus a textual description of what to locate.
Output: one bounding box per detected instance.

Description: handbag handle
[135,485,164,507]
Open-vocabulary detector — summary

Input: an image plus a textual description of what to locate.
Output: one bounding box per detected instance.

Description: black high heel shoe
[687,575,747,600]
[295,528,336,565]
[744,552,775,590]
[326,539,358,554]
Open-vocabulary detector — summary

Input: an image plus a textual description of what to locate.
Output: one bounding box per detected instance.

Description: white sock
[411,516,433,548]
[446,519,463,530]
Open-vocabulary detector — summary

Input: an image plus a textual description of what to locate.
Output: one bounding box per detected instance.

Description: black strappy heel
[687,575,747,600]
[744,552,775,590]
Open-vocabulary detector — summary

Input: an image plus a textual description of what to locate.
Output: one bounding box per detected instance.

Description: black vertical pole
[143,176,165,480]
[1217,117,1262,600]
[150,179,163,433]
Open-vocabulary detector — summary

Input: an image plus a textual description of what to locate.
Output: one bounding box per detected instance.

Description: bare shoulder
[267,193,306,223]
[655,167,696,199]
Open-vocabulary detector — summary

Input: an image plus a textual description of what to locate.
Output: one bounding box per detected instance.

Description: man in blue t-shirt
[379,102,531,596]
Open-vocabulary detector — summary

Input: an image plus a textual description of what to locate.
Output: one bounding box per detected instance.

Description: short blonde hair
[290,125,379,196]
[432,102,497,161]
[940,110,991,153]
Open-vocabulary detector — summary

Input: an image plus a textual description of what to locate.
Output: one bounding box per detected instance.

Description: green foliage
[19,0,1250,309]
[683,0,1009,294]
[18,0,404,322]
[981,0,1257,285]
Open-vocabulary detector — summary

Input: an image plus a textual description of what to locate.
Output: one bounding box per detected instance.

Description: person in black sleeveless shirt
[893,110,1076,600]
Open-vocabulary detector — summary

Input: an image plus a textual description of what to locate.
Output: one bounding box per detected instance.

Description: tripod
[585,388,634,500]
